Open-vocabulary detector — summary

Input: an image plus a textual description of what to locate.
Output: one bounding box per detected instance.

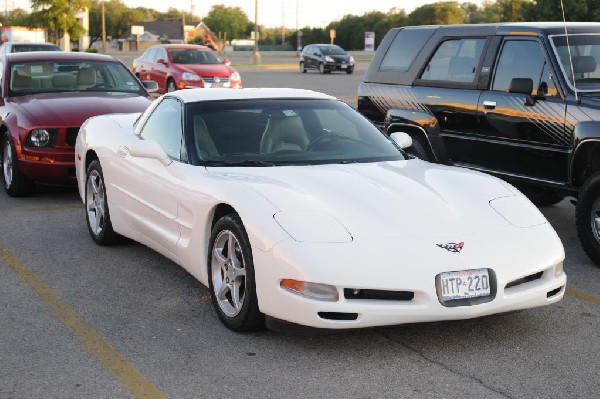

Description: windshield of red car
[169,49,222,65]
[8,60,147,96]
[185,99,404,166]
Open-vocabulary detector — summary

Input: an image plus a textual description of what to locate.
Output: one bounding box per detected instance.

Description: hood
[9,92,152,127]
[208,160,541,240]
[178,63,233,77]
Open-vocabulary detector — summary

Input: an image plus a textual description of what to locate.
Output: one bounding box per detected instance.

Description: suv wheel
[406,135,432,161]
[576,172,600,266]
[299,61,306,73]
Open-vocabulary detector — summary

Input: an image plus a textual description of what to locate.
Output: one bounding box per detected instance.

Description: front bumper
[325,62,354,72]
[253,225,565,330]
[18,146,76,185]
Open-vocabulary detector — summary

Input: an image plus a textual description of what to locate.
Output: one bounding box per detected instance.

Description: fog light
[280,279,339,302]
[29,129,50,147]
[554,261,564,278]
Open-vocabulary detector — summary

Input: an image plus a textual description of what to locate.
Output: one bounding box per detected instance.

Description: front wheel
[318,62,325,74]
[2,131,34,197]
[167,79,177,92]
[85,160,122,245]
[405,135,432,161]
[576,172,600,266]
[208,214,263,331]
[299,61,306,73]
[346,68,354,74]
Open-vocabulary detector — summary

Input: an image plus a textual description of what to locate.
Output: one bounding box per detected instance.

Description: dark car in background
[132,44,242,93]
[357,22,600,266]
[0,51,157,197]
[299,44,354,74]
[0,42,60,55]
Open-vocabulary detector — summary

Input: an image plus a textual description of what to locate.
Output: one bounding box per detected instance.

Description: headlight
[280,279,339,301]
[489,196,546,228]
[182,72,201,81]
[230,71,241,81]
[274,211,352,243]
[554,261,564,278]
[325,56,335,62]
[349,56,355,63]
[27,129,53,147]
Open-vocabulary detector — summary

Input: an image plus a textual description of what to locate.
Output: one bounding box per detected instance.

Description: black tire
[167,78,177,93]
[85,160,122,245]
[318,62,325,74]
[576,172,600,266]
[346,68,354,74]
[2,131,35,197]
[406,135,432,161]
[299,61,306,73]
[207,214,264,331]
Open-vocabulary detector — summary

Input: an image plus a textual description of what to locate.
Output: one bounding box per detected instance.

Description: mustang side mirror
[141,80,158,93]
[390,132,413,149]
[128,139,172,166]
[509,78,536,106]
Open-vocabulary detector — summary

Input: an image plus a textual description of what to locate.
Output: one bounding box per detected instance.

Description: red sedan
[0,51,157,196]
[133,44,242,93]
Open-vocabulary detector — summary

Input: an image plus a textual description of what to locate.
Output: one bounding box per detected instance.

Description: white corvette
[75,88,566,332]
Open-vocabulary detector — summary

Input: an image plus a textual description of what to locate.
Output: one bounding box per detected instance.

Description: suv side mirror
[128,139,172,166]
[509,78,536,106]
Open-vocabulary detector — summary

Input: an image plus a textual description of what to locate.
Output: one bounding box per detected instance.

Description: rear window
[380,27,436,71]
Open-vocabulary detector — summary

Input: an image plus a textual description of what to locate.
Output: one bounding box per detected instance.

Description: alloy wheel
[211,230,247,317]
[2,139,13,188]
[591,196,600,244]
[86,169,106,236]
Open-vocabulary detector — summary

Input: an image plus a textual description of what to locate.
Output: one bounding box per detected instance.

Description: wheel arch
[571,139,600,189]
[387,122,437,161]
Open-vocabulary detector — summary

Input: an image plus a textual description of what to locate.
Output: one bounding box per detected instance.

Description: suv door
[476,38,568,183]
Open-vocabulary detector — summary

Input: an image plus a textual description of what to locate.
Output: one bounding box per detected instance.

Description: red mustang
[1,51,157,196]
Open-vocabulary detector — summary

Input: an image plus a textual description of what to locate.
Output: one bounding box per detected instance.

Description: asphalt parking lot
[1,60,599,398]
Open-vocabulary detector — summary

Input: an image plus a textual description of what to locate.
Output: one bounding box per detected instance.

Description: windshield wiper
[204,160,276,167]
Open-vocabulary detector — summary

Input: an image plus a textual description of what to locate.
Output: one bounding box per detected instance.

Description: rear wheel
[85,160,122,245]
[318,62,325,74]
[299,61,306,73]
[576,172,600,266]
[2,131,34,197]
[208,214,264,331]
[167,78,177,92]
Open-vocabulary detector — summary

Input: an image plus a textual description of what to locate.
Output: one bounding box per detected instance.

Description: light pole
[101,0,106,53]
[253,0,261,63]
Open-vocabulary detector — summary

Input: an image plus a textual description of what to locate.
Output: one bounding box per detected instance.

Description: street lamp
[253,0,261,64]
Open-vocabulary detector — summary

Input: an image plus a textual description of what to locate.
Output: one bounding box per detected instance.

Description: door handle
[483,100,497,110]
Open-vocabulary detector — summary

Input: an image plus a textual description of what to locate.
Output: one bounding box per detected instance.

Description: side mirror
[314,52,319,56]
[509,78,536,105]
[128,139,172,166]
[141,80,158,93]
[223,59,231,66]
[155,58,167,66]
[390,132,413,149]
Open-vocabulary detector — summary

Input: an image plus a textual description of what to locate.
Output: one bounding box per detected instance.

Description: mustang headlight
[325,55,335,63]
[489,196,546,228]
[280,279,339,301]
[274,211,352,243]
[182,72,202,81]
[27,129,54,147]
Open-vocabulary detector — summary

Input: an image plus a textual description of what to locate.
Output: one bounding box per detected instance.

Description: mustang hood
[9,92,151,127]
[209,160,543,240]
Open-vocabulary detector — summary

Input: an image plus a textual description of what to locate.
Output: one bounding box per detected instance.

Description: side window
[492,40,549,95]
[380,27,436,71]
[420,38,485,83]
[140,97,183,160]
[156,48,167,62]
[144,48,157,62]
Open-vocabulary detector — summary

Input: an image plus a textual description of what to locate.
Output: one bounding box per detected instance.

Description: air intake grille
[505,271,543,289]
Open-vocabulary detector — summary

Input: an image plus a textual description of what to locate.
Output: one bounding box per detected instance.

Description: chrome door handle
[483,100,497,110]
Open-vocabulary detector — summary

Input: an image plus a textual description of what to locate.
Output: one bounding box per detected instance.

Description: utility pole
[253,0,261,63]
[101,0,106,53]
[281,0,285,46]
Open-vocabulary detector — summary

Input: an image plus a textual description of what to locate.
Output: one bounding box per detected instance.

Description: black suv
[299,44,354,74]
[358,22,600,266]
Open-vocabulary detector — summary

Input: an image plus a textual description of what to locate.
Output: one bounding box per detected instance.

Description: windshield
[551,34,600,92]
[169,49,222,64]
[318,45,346,55]
[186,99,404,166]
[8,60,147,96]
[12,44,60,52]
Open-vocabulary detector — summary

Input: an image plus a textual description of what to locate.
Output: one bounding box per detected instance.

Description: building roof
[119,21,200,41]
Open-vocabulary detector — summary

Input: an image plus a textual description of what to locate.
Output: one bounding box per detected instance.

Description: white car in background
[75,88,566,332]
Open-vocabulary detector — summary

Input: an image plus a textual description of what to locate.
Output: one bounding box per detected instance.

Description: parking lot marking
[0,205,81,213]
[0,244,167,399]
[566,287,600,305]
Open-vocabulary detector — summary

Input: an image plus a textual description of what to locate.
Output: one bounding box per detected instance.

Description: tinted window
[493,40,546,93]
[144,48,158,62]
[12,44,60,52]
[317,45,345,55]
[156,48,167,62]
[169,49,222,64]
[420,38,485,83]
[380,27,436,71]
[140,97,183,160]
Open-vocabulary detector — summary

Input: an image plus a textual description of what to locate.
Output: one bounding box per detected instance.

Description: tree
[203,5,251,40]
[408,1,467,25]
[522,0,588,21]
[30,0,88,44]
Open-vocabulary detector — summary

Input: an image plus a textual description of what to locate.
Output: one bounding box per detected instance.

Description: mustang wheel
[85,160,121,245]
[167,79,177,92]
[2,132,34,197]
[300,61,306,73]
[576,172,600,266]
[208,214,263,331]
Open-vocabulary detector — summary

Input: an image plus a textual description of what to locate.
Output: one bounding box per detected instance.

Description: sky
[8,0,485,28]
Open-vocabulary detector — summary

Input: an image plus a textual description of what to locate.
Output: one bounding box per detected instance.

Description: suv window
[492,40,556,95]
[380,27,436,71]
[420,38,485,83]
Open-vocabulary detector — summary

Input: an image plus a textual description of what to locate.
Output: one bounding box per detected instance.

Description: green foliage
[203,5,251,40]
[86,48,99,53]
[408,1,467,25]
[30,0,89,43]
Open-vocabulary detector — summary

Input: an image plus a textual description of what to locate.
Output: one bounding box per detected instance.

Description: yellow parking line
[566,287,600,305]
[0,245,166,399]
[0,205,82,213]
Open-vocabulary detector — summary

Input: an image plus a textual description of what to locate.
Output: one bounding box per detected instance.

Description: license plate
[440,268,490,301]
[341,64,347,69]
